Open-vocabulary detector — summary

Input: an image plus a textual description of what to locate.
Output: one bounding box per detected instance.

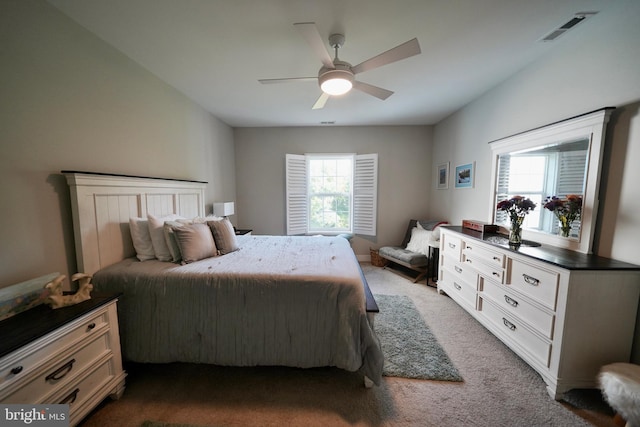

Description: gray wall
[0,0,235,288]
[233,126,433,258]
[429,0,640,361]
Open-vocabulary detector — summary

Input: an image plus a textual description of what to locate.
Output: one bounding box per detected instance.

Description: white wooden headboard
[63,171,207,275]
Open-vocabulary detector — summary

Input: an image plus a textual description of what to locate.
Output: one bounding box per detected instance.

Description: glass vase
[558,217,572,237]
[509,215,525,247]
[559,224,571,237]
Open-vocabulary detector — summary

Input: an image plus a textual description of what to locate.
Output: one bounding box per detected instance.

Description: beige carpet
[78,264,617,427]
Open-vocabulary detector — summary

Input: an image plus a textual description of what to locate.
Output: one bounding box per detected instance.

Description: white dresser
[0,294,126,426]
[438,226,640,400]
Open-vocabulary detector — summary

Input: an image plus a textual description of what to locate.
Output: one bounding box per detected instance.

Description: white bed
[63,171,383,385]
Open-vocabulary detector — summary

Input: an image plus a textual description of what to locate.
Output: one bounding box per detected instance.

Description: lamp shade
[213,202,235,217]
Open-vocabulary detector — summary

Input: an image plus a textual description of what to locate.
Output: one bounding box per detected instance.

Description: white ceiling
[47,0,615,127]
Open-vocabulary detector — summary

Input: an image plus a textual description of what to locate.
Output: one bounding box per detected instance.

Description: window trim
[286,153,378,236]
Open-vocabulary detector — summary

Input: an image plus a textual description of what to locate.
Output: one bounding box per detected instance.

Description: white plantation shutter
[557,150,587,195]
[286,153,378,236]
[285,154,307,235]
[353,153,378,236]
[495,155,511,223]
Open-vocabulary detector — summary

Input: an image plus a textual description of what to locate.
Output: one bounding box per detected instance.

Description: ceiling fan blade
[259,77,316,84]
[351,38,421,75]
[312,92,330,110]
[352,81,394,100]
[294,22,335,69]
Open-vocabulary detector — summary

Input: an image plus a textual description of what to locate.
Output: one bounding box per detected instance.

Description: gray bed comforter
[92,235,383,385]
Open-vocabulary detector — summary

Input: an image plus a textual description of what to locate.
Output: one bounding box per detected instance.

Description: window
[286,153,378,236]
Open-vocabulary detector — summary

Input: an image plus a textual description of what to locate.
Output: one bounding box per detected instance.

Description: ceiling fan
[258,22,421,109]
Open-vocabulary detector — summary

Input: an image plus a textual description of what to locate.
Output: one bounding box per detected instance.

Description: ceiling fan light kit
[259,22,421,109]
[319,64,354,96]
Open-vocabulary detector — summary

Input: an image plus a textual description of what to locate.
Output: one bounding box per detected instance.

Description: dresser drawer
[479,297,551,367]
[441,255,477,285]
[2,330,112,403]
[440,270,477,310]
[463,241,505,268]
[480,278,555,339]
[441,232,462,261]
[508,259,560,310]
[463,256,505,283]
[0,309,109,394]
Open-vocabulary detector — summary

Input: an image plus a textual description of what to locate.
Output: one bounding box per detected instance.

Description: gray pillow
[172,223,217,264]
[208,218,239,255]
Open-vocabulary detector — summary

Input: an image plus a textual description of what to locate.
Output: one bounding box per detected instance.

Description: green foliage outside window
[308,158,352,231]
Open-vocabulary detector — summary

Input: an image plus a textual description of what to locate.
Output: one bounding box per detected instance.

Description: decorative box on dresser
[0,293,126,426]
[438,226,640,400]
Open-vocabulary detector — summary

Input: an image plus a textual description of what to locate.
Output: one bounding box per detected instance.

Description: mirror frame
[488,107,614,254]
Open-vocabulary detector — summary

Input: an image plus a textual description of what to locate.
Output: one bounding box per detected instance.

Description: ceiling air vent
[539,12,597,42]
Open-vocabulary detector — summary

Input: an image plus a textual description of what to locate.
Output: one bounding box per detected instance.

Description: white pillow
[129,217,156,261]
[192,215,224,224]
[148,213,182,261]
[405,227,432,255]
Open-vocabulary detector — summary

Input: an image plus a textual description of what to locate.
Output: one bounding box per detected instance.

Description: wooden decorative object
[45,273,93,309]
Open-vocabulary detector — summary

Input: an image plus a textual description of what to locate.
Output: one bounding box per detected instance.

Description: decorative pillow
[192,215,224,224]
[172,223,218,264]
[148,213,182,262]
[163,219,194,263]
[208,218,239,255]
[405,227,432,255]
[129,217,156,261]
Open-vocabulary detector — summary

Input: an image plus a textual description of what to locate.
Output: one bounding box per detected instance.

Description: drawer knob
[455,266,463,273]
[45,359,76,382]
[493,256,500,261]
[522,274,540,286]
[87,322,96,330]
[504,295,519,307]
[449,243,456,249]
[59,388,80,405]
[502,318,517,331]
[492,271,500,277]
[467,246,473,250]
[10,366,23,375]
[454,282,462,291]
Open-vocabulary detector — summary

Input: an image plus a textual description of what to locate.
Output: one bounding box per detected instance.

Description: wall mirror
[488,108,614,253]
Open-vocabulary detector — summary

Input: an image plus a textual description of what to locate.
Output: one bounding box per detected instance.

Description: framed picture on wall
[437,162,449,189]
[455,162,475,189]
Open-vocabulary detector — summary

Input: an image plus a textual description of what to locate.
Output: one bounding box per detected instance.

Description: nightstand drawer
[0,309,109,394]
[3,330,112,403]
[52,356,114,416]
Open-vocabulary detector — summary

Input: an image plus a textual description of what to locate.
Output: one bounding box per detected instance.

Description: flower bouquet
[496,196,537,246]
[543,195,582,237]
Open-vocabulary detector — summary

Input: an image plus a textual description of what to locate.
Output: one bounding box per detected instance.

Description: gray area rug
[375,293,463,382]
